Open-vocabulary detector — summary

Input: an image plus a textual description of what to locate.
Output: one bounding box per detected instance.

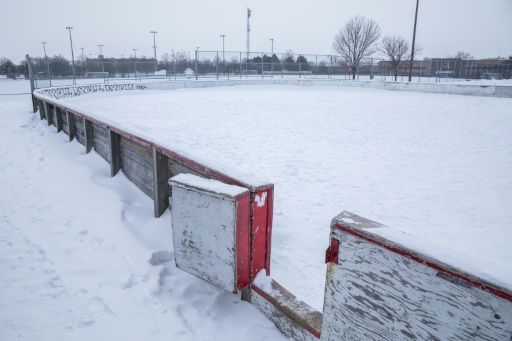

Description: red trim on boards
[334,223,512,302]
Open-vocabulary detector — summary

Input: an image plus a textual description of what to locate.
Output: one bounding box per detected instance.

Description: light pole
[65,26,76,84]
[270,38,274,73]
[80,47,85,78]
[195,47,200,80]
[408,0,419,82]
[133,49,137,78]
[220,35,226,75]
[98,44,105,74]
[220,34,226,63]
[42,42,52,86]
[150,31,157,60]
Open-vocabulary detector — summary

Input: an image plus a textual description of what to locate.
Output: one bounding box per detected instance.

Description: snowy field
[1,79,511,339]
[55,84,512,312]
[0,80,286,340]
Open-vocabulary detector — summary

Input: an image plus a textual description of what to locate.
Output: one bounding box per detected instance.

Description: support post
[55,107,63,133]
[45,103,52,126]
[84,119,93,153]
[38,99,45,120]
[109,130,121,177]
[152,146,169,217]
[66,110,75,142]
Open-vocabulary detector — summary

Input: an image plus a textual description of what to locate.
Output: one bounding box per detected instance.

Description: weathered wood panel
[322,211,512,341]
[92,124,110,162]
[252,279,322,341]
[167,158,206,180]
[170,174,250,293]
[61,108,69,135]
[119,137,154,198]
[74,115,85,146]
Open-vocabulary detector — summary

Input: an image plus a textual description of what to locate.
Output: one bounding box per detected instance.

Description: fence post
[152,146,169,218]
[84,119,93,153]
[281,54,284,79]
[66,111,75,142]
[240,52,242,79]
[109,130,121,177]
[55,106,63,132]
[37,99,44,120]
[45,103,53,126]
[195,50,198,80]
[25,55,38,113]
[261,52,264,79]
[216,51,219,80]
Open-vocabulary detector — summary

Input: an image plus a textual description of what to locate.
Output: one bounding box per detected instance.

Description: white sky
[2,0,511,63]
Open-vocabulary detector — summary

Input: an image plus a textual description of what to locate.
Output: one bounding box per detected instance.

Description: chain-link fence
[26,52,512,90]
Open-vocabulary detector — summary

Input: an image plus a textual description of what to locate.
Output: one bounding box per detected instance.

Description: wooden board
[74,115,85,146]
[170,174,250,293]
[61,108,69,135]
[92,124,110,162]
[252,279,322,340]
[119,137,154,198]
[322,211,512,341]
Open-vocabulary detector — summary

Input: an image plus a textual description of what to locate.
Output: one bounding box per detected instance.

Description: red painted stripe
[265,188,274,273]
[252,285,321,339]
[236,192,251,290]
[335,224,512,302]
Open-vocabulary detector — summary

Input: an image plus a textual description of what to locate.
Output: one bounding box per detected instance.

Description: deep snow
[58,84,512,312]
[2,78,511,339]
[0,80,286,340]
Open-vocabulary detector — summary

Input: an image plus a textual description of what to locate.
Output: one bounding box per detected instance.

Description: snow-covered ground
[0,80,286,340]
[58,84,512,312]
[2,79,511,339]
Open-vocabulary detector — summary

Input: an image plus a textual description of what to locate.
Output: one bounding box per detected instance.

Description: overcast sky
[2,0,511,62]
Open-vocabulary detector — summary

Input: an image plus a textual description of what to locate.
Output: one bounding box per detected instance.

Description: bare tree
[454,51,474,60]
[380,35,410,81]
[332,15,381,79]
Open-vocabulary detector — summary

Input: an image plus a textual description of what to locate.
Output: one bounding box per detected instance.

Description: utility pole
[270,38,274,73]
[195,47,200,80]
[150,31,157,60]
[98,44,105,74]
[66,26,76,85]
[42,42,52,86]
[408,0,419,82]
[133,49,137,78]
[246,8,251,61]
[220,35,226,64]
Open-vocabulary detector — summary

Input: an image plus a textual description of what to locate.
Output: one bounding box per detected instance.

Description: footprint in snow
[149,250,174,266]
[78,297,116,327]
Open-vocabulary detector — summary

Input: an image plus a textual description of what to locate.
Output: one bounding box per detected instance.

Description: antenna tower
[246,8,251,60]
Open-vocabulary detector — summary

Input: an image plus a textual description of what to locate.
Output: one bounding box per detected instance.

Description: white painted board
[322,223,512,341]
[170,175,248,293]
